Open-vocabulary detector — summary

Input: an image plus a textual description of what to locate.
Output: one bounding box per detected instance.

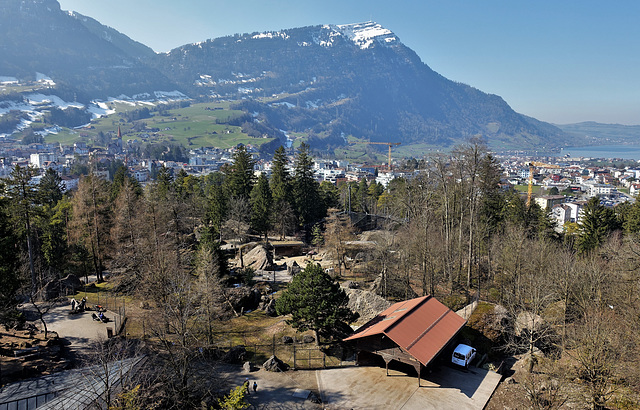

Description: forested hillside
[0,0,177,101]
[150,23,570,149]
[2,141,639,407]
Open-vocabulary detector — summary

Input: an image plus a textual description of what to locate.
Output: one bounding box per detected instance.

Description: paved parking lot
[317,364,502,410]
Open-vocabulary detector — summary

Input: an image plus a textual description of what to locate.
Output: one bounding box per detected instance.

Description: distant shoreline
[560,144,640,161]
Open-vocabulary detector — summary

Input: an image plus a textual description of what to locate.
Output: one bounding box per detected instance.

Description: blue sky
[57,0,640,126]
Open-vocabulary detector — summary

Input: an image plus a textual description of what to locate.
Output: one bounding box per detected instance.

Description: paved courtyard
[317,365,502,410]
[220,362,501,409]
[30,302,119,354]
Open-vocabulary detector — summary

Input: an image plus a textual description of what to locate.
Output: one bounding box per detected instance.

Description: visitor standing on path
[253,381,257,392]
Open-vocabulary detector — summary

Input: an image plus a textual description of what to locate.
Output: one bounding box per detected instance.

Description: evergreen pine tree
[203,182,226,242]
[5,164,39,292]
[276,263,358,340]
[156,166,173,199]
[224,145,255,201]
[319,181,339,211]
[270,145,292,205]
[577,197,618,254]
[38,168,65,206]
[250,173,273,242]
[356,178,369,213]
[0,195,22,317]
[111,165,142,200]
[292,142,321,228]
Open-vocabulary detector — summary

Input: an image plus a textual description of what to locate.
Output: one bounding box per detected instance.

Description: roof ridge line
[383,295,431,333]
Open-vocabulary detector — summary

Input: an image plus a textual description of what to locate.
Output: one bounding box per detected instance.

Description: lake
[560,145,640,161]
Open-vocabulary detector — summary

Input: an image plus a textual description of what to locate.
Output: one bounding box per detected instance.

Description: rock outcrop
[343,287,391,325]
[263,355,289,372]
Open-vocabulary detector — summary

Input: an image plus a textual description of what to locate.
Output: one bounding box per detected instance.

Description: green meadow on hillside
[44,102,278,149]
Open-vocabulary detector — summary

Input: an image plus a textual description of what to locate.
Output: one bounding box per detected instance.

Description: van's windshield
[453,352,466,360]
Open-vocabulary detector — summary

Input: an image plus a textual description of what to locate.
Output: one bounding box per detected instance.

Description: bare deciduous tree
[323,208,356,276]
[566,307,622,410]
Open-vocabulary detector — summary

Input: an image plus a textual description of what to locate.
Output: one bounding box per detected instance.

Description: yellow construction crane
[526,162,561,207]
[351,141,401,170]
[530,161,560,169]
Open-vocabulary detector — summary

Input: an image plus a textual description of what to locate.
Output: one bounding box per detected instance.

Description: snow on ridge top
[333,22,397,49]
[252,31,290,40]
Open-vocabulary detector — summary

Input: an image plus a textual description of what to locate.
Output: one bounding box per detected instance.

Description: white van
[452,344,476,368]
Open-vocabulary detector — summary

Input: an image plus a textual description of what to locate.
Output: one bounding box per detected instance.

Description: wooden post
[414,363,422,387]
[293,344,296,369]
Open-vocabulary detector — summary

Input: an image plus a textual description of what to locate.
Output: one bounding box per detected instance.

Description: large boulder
[223,346,247,363]
[227,287,262,312]
[342,280,359,289]
[465,303,509,344]
[344,287,391,324]
[41,281,60,300]
[286,260,301,276]
[60,274,83,293]
[243,361,257,372]
[41,274,83,300]
[368,273,417,300]
[244,244,275,271]
[515,311,546,337]
[263,355,289,372]
[262,298,277,317]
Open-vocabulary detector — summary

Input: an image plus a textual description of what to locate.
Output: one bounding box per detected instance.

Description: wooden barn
[343,295,466,385]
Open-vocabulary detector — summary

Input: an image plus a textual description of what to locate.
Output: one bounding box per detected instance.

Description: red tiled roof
[344,295,466,366]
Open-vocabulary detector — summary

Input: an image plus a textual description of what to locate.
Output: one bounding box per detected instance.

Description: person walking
[253,381,258,393]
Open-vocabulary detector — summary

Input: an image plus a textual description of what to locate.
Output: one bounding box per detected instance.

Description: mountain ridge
[0,1,574,150]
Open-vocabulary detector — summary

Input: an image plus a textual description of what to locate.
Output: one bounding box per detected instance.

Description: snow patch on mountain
[252,31,290,40]
[316,26,342,47]
[0,100,37,116]
[335,22,397,49]
[87,101,115,118]
[272,102,295,109]
[317,22,397,50]
[35,125,62,137]
[154,90,187,99]
[0,76,19,85]
[35,72,55,86]
[26,93,83,109]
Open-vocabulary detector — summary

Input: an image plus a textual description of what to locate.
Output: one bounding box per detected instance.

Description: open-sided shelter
[343,295,466,385]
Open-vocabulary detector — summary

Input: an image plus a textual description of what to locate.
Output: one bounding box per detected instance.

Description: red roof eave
[344,296,467,366]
